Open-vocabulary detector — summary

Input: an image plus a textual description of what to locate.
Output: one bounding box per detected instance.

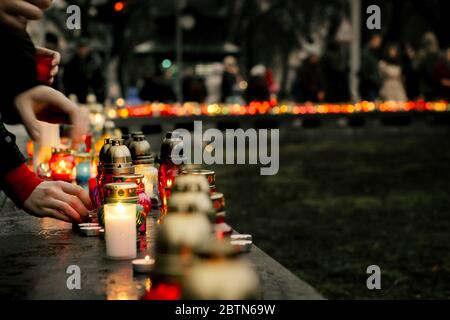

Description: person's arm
[0,0,51,31]
[0,29,38,124]
[0,118,42,205]
[0,29,88,147]
[0,120,91,223]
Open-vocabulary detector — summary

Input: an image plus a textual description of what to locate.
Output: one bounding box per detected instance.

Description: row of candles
[89,132,258,299]
[94,132,233,258]
[114,100,449,118]
[36,126,257,299]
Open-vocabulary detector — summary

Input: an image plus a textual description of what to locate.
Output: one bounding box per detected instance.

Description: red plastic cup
[35,54,53,83]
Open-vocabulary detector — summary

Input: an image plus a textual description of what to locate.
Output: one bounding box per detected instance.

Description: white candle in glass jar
[134,164,158,197]
[105,203,137,260]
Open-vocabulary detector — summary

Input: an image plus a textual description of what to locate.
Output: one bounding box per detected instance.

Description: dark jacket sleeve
[0,28,40,187]
[0,114,43,206]
[0,119,43,205]
[0,116,27,173]
[0,29,38,124]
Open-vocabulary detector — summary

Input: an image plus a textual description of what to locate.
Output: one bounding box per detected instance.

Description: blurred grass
[211,128,450,299]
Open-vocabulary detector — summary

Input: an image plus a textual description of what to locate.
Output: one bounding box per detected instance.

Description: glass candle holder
[98,182,145,233]
[35,54,53,83]
[97,138,134,204]
[75,152,91,184]
[182,169,216,194]
[158,161,180,216]
[113,174,151,235]
[49,148,75,182]
[104,203,137,260]
[134,164,159,204]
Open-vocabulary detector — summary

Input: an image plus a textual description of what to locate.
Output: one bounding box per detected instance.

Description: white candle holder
[104,203,137,260]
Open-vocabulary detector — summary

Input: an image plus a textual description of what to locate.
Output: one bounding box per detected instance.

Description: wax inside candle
[105,203,137,260]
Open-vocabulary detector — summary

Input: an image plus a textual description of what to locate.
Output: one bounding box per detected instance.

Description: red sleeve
[2,163,43,206]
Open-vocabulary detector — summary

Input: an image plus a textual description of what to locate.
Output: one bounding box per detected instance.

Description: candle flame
[145,255,150,262]
[167,179,173,187]
[145,278,152,292]
[58,160,66,169]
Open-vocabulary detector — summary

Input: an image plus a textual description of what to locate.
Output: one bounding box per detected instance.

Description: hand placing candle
[104,203,137,260]
[35,47,61,85]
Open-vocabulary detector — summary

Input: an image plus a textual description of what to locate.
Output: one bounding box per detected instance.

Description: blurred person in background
[359,33,383,101]
[205,63,223,104]
[246,64,270,103]
[63,38,105,104]
[378,43,407,101]
[182,67,207,103]
[265,67,278,97]
[322,40,350,102]
[0,0,91,222]
[417,32,441,100]
[432,47,450,101]
[402,44,420,100]
[139,67,176,103]
[220,55,241,103]
[295,51,325,102]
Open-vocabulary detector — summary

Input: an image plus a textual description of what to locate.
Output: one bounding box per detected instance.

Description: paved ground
[0,207,322,299]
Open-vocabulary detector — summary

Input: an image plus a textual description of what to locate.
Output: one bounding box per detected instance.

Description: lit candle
[105,203,137,260]
[49,148,75,182]
[134,164,158,198]
[75,152,91,184]
[132,255,155,274]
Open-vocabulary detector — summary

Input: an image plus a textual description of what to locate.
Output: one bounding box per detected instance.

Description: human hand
[0,0,51,31]
[35,46,60,85]
[14,85,89,148]
[23,180,92,223]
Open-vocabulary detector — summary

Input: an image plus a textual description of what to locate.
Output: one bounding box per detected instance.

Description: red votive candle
[35,54,53,83]
[49,148,75,182]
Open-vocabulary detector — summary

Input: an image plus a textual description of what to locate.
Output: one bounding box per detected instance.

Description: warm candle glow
[145,255,150,263]
[104,203,137,260]
[145,278,152,292]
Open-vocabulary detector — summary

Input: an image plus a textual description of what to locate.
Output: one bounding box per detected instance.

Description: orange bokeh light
[114,1,124,12]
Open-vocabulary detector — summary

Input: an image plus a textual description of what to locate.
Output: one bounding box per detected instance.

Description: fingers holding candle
[58,182,93,211]
[42,208,72,223]
[52,189,90,221]
[35,46,60,84]
[69,107,90,149]
[49,199,84,223]
[23,181,91,223]
[0,0,51,31]
[14,86,89,146]
[6,0,43,20]
[26,0,53,11]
